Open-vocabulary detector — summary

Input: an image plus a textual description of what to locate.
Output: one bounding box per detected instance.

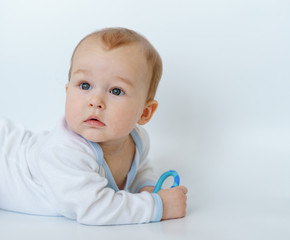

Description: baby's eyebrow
[115,76,135,88]
[72,69,134,87]
[73,69,90,75]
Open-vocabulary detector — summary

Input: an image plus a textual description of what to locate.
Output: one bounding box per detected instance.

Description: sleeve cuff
[151,193,163,222]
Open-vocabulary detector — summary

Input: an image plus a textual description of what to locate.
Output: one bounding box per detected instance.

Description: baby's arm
[132,126,188,220]
[36,146,160,225]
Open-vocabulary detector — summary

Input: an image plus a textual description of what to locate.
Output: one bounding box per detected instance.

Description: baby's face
[65,38,151,143]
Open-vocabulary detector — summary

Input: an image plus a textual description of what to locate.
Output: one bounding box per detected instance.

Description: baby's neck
[99,135,134,159]
[99,135,136,190]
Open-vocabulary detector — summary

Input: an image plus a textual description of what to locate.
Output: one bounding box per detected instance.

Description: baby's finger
[177,186,188,194]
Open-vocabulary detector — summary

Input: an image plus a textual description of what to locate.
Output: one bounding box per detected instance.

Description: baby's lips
[85,115,106,127]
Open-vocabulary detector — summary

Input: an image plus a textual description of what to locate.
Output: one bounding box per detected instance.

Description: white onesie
[0,116,162,225]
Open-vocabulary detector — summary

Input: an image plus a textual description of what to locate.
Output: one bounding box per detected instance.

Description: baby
[0,27,187,225]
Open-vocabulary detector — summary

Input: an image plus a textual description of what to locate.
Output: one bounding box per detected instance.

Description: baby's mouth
[84,116,106,127]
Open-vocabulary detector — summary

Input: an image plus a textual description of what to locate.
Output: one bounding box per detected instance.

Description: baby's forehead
[71,36,152,80]
[74,36,103,54]
[72,36,150,75]
[76,35,145,58]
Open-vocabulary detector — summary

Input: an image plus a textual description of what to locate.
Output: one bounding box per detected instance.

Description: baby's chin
[68,121,133,144]
[80,130,133,146]
[66,121,105,143]
[78,130,107,143]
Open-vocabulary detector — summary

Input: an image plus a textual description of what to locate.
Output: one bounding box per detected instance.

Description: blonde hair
[68,27,163,101]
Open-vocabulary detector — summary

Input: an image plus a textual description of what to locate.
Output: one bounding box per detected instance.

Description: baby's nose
[88,95,105,110]
[89,103,104,109]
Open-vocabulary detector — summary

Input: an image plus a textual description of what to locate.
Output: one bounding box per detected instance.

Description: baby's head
[68,27,162,101]
[65,28,163,142]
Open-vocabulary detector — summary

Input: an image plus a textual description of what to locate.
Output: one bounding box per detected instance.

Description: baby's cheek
[112,116,136,135]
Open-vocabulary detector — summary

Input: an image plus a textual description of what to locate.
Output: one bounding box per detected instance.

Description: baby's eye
[80,83,92,90]
[110,88,125,96]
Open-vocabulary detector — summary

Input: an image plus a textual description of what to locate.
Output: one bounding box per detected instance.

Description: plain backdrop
[0,0,290,239]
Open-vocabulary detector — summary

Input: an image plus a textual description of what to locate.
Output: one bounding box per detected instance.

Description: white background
[0,0,290,239]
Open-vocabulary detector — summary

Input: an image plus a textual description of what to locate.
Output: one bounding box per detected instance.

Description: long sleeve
[0,117,162,223]
[35,144,159,225]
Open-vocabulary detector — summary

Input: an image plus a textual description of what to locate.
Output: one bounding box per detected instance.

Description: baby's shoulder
[32,117,98,171]
[133,125,150,143]
[132,125,151,160]
[35,117,95,160]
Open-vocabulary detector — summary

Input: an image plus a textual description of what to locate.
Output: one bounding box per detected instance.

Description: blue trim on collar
[86,128,143,192]
[130,128,143,157]
[102,158,119,191]
[86,141,104,169]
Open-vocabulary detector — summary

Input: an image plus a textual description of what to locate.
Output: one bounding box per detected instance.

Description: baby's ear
[138,100,158,125]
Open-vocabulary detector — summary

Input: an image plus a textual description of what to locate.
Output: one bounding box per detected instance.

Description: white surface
[1,129,290,240]
[1,0,290,239]
[1,132,290,240]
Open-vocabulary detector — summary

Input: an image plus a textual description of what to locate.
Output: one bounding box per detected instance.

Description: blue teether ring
[153,170,180,193]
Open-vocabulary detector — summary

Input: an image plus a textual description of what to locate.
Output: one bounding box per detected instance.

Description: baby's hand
[157,186,188,220]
